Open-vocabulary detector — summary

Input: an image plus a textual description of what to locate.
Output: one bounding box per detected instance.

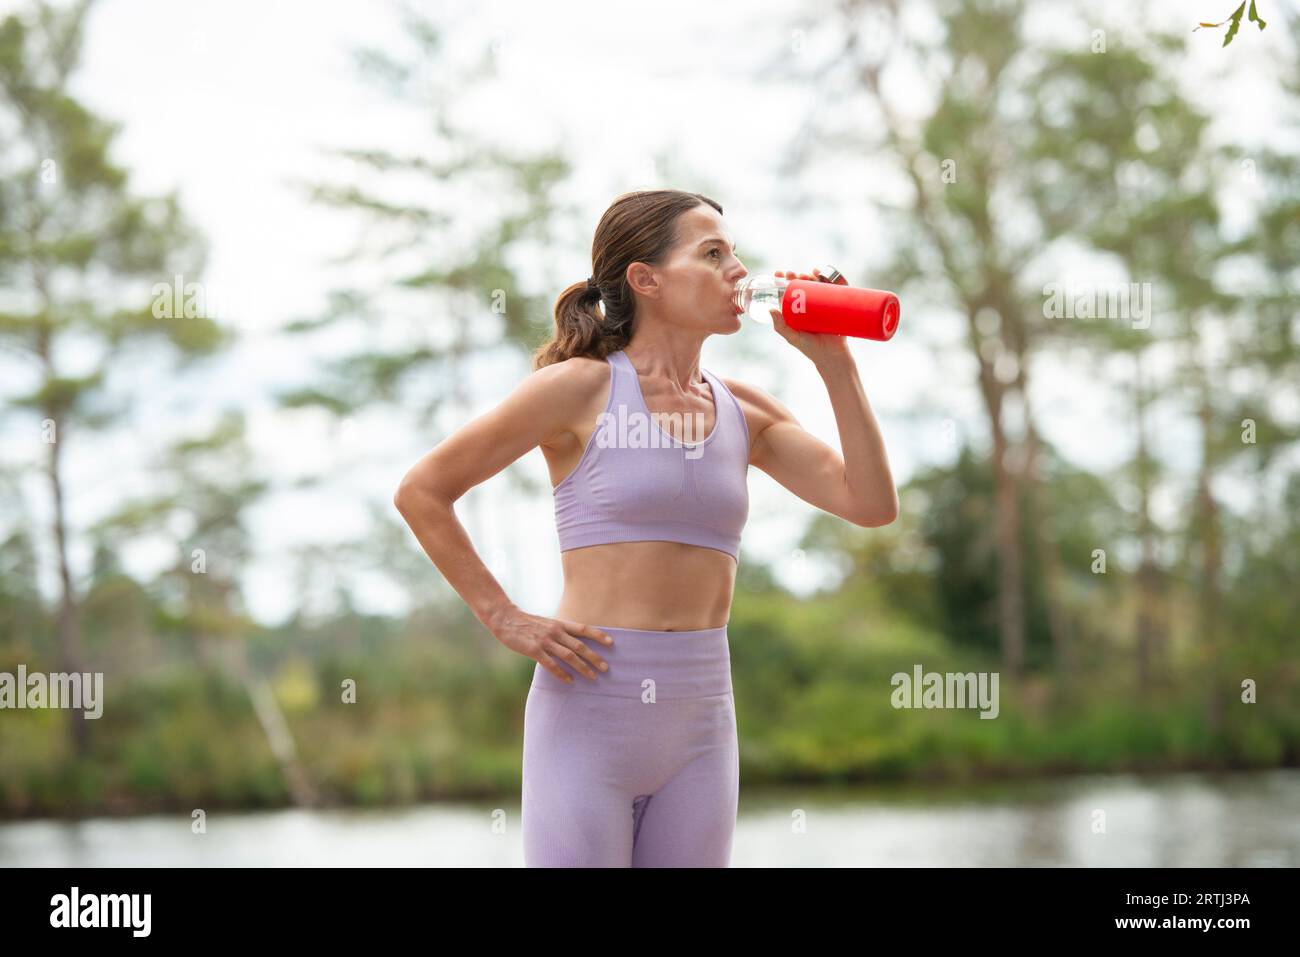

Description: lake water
[2,769,1295,866]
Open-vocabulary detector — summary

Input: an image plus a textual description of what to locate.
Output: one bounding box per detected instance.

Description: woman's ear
[626,262,660,299]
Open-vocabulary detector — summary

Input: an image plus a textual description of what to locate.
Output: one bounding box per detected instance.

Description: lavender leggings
[521,624,739,867]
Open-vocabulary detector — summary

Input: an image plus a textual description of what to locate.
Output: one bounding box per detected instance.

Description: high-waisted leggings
[521,623,739,867]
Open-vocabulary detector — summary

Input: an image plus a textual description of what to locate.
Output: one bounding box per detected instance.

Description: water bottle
[732,265,901,341]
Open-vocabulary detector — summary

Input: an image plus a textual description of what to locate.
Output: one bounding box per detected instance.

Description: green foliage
[1,526,1296,815]
[1195,2,1267,47]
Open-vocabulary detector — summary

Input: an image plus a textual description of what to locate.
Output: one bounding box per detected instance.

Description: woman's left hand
[769,267,852,366]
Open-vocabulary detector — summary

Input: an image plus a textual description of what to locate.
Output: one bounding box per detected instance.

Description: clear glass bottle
[732,274,790,325]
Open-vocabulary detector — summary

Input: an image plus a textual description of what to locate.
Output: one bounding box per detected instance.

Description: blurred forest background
[1,0,1297,818]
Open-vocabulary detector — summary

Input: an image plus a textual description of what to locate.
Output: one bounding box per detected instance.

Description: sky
[4,0,1295,626]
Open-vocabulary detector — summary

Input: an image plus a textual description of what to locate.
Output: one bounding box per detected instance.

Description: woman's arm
[393,359,613,682]
[728,267,900,527]
[729,362,899,528]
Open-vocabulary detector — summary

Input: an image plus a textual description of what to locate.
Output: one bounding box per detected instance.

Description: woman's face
[646,204,749,331]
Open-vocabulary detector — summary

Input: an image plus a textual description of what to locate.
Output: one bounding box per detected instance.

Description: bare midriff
[552,541,736,632]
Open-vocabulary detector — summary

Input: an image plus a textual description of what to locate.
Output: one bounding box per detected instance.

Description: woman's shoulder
[714,374,802,450]
[716,374,786,418]
[530,351,612,391]
[527,353,616,449]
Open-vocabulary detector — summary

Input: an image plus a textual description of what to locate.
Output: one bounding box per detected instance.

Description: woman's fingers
[548,619,613,682]
[558,619,614,647]
[536,649,574,684]
[778,268,834,282]
[559,625,612,677]
[551,641,598,681]
[558,636,607,681]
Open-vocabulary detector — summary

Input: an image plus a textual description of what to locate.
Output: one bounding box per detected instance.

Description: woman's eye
[709,249,721,258]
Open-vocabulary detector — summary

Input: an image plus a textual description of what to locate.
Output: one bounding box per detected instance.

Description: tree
[796,0,1049,676]
[278,1,577,620]
[0,0,223,756]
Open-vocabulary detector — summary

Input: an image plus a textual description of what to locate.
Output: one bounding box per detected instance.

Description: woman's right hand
[489,606,613,683]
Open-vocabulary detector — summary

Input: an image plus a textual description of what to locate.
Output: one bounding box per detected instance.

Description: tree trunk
[1132,349,1161,693]
[1022,409,1075,682]
[972,336,1025,676]
[1192,358,1225,742]
[224,644,319,808]
[45,407,90,758]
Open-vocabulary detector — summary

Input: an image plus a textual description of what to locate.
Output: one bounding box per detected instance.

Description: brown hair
[531,189,723,370]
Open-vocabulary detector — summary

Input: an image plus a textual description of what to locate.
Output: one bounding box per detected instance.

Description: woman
[393,189,898,867]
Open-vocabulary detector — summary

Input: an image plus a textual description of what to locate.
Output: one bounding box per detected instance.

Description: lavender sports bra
[552,349,751,561]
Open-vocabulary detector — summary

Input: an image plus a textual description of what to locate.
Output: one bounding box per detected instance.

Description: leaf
[1222,2,1246,46]
[1248,0,1266,30]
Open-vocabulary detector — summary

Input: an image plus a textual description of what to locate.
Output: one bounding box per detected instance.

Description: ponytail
[531,277,632,370]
